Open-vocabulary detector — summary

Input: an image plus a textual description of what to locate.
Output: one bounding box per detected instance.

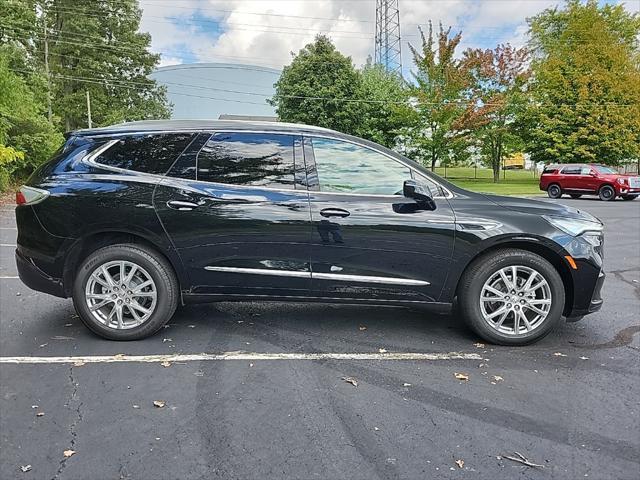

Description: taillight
[16,186,50,206]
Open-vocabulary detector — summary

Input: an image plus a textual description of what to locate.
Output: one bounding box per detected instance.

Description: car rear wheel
[73,244,179,340]
[570,194,582,199]
[458,249,565,346]
[598,185,615,201]
[547,184,562,199]
[621,194,637,201]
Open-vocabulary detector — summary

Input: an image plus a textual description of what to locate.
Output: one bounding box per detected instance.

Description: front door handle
[167,200,199,211]
[319,207,350,218]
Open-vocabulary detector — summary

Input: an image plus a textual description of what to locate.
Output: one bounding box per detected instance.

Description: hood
[480,194,601,223]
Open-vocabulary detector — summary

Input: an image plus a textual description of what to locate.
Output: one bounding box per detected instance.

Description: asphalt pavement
[0,197,638,479]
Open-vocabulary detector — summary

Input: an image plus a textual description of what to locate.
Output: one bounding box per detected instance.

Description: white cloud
[138,0,640,71]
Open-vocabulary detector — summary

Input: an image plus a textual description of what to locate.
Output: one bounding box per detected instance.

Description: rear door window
[196,132,299,189]
[561,166,582,175]
[95,133,195,174]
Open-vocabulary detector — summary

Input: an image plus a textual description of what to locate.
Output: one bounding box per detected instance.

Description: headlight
[543,215,603,236]
[617,178,627,185]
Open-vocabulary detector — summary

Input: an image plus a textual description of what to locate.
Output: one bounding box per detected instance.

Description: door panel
[305,136,455,302]
[154,133,312,296]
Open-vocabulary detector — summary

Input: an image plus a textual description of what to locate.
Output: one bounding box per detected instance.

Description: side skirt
[182,292,452,313]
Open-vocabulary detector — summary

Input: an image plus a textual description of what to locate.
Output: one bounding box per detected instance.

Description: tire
[598,185,615,201]
[569,194,582,199]
[458,249,565,346]
[622,195,638,201]
[72,243,179,340]
[547,184,562,199]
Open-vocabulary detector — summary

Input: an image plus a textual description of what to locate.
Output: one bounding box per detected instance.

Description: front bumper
[16,249,66,298]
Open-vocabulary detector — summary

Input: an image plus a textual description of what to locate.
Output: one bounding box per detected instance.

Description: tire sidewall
[599,185,615,201]
[547,184,561,198]
[460,251,565,346]
[73,246,177,340]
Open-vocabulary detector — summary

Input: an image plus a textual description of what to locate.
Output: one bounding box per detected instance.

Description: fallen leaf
[160,361,171,368]
[474,343,485,348]
[162,338,172,343]
[374,427,380,431]
[63,450,75,458]
[378,348,387,353]
[579,356,589,360]
[36,412,44,417]
[359,325,367,331]
[73,361,85,367]
[249,363,254,367]
[187,325,196,328]
[31,405,38,409]
[403,383,412,387]
[64,323,73,327]
[39,343,48,348]
[492,375,504,382]
[454,372,469,381]
[455,459,464,469]
[153,400,165,408]
[132,405,140,409]
[20,465,31,472]
[342,376,358,387]
[553,352,567,357]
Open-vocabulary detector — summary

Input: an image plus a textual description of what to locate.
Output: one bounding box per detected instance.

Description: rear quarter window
[542,167,558,174]
[94,133,195,174]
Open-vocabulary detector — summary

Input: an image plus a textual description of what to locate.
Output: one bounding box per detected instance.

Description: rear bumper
[16,249,66,298]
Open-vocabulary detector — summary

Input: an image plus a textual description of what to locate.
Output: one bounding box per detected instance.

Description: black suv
[15,120,605,344]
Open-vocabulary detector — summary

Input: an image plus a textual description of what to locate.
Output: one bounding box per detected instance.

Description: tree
[269,35,364,135]
[525,0,640,166]
[0,47,62,190]
[33,0,171,130]
[406,22,475,171]
[356,61,409,148]
[463,44,530,182]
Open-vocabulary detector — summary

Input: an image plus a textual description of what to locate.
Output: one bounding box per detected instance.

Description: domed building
[150,63,281,121]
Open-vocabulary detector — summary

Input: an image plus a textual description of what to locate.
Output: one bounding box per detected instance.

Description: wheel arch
[62,230,188,299]
[453,239,574,316]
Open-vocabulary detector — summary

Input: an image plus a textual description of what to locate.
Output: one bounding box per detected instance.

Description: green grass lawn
[429,167,543,196]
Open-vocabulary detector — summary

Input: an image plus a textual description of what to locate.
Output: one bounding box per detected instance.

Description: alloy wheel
[479,265,552,336]
[85,260,157,329]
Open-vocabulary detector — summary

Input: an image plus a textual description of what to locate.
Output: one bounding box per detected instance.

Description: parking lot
[0,197,638,479]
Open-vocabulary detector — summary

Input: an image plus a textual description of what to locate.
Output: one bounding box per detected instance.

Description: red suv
[540,164,640,201]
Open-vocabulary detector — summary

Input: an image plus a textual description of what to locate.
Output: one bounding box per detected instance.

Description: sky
[138,0,640,75]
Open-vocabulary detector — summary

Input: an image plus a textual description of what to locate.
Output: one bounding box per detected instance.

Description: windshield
[594,165,617,174]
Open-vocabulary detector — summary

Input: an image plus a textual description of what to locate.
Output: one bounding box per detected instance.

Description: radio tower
[374,0,402,76]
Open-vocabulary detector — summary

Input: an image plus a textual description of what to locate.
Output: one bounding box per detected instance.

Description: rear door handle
[167,200,199,211]
[319,207,350,218]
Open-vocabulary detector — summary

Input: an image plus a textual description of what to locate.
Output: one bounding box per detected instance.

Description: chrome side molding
[204,266,430,286]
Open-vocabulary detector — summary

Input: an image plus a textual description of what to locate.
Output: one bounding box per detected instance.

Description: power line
[9,67,639,109]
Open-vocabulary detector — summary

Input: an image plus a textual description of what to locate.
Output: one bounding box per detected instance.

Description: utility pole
[43,13,52,123]
[86,91,92,128]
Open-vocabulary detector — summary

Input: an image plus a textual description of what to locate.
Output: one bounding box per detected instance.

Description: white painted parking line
[0,276,19,279]
[0,244,16,247]
[0,351,482,364]
[0,227,17,230]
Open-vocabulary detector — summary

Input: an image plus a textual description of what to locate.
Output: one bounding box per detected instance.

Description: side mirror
[403,180,436,210]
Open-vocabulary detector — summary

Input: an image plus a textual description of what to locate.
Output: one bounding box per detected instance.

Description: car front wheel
[458,249,565,345]
[73,243,179,340]
[598,185,615,201]
[547,184,562,199]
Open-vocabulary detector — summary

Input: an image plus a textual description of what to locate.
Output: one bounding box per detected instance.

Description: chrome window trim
[204,266,430,286]
[81,128,453,199]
